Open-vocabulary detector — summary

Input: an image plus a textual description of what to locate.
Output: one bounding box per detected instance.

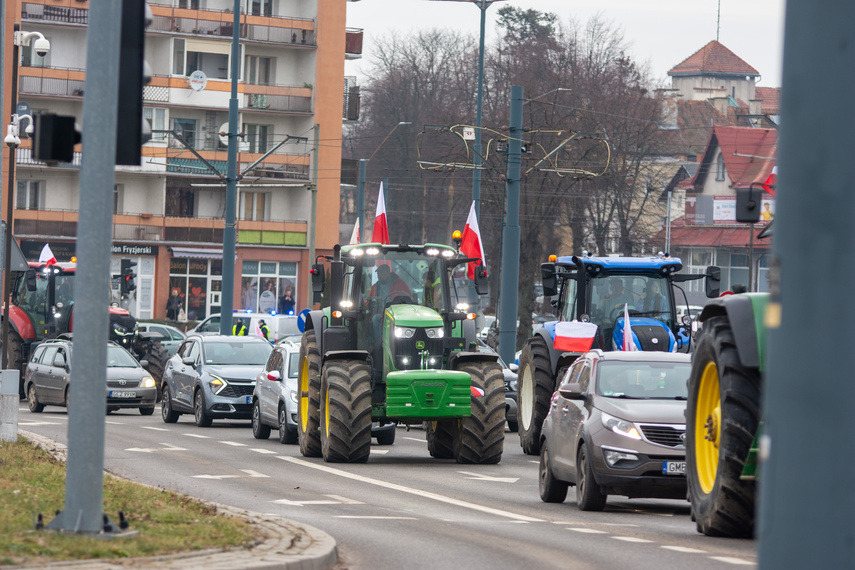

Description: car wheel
[252,399,271,439]
[194,389,213,427]
[576,444,607,511]
[161,385,180,423]
[27,384,44,413]
[64,387,71,410]
[139,406,155,416]
[539,441,569,503]
[507,420,518,433]
[278,404,297,444]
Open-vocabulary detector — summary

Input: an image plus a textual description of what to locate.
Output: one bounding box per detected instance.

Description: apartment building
[1,0,360,321]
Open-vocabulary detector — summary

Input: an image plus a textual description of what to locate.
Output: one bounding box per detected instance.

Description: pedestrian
[166,288,182,321]
[233,317,247,336]
[278,286,295,315]
[258,319,270,341]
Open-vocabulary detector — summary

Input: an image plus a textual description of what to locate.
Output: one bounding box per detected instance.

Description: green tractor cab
[298,242,505,464]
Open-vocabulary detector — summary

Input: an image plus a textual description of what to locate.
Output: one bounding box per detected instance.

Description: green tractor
[687,290,768,537]
[298,242,505,464]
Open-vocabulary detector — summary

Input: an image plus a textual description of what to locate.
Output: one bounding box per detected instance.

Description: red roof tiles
[669,41,760,77]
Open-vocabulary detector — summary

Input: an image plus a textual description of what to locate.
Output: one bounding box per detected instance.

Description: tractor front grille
[391,329,444,370]
[631,324,671,352]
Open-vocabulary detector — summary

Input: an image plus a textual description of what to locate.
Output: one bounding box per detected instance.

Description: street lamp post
[356,121,410,241]
[2,25,49,371]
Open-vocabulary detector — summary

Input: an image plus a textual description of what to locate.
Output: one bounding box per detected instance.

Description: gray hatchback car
[160,334,272,427]
[539,350,691,511]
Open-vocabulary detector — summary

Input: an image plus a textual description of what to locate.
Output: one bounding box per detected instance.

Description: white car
[252,338,301,444]
[193,312,301,343]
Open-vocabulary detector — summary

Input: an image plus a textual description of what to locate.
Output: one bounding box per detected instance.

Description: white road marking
[251,448,278,454]
[372,449,390,455]
[221,441,246,447]
[404,437,425,443]
[600,523,639,527]
[335,516,417,520]
[17,421,62,426]
[612,536,653,543]
[241,470,269,478]
[278,456,544,522]
[528,460,539,464]
[709,557,755,565]
[193,474,241,480]
[125,443,187,453]
[141,426,169,431]
[662,546,707,554]
[566,528,607,534]
[458,471,519,483]
[325,495,364,504]
[273,499,341,506]
[105,420,124,425]
[184,433,210,439]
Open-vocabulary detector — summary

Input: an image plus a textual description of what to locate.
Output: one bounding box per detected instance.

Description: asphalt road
[17,405,757,569]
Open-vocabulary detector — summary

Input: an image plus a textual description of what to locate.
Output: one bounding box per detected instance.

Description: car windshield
[595,361,690,399]
[203,341,271,365]
[106,346,140,368]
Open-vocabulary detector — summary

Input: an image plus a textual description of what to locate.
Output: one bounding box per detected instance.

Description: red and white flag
[554,321,598,353]
[39,244,57,266]
[371,182,390,244]
[762,165,777,196]
[622,303,638,351]
[459,200,487,280]
[349,220,360,245]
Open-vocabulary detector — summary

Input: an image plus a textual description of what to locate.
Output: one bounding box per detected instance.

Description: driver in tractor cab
[369,264,412,341]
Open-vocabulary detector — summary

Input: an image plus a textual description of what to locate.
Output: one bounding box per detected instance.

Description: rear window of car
[204,340,271,366]
[595,361,690,400]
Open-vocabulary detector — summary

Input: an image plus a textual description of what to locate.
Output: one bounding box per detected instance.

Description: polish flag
[39,244,57,266]
[253,320,264,337]
[553,321,598,353]
[459,200,487,280]
[622,303,638,351]
[349,220,360,245]
[371,182,390,244]
[762,165,777,196]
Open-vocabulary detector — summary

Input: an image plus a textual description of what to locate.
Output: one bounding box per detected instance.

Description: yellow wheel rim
[300,357,309,431]
[324,384,330,436]
[695,361,722,494]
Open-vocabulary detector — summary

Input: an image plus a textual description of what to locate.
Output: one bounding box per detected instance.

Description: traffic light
[115,0,152,165]
[120,258,137,294]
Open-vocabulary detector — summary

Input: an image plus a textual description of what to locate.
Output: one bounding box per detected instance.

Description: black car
[160,334,272,426]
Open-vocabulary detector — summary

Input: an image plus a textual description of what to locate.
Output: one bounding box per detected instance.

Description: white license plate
[246,396,252,404]
[663,461,686,475]
[110,391,136,399]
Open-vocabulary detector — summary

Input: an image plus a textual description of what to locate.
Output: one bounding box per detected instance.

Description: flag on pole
[622,303,638,351]
[459,200,487,280]
[371,182,390,244]
[349,220,360,245]
[761,165,777,196]
[553,321,598,353]
[39,244,57,266]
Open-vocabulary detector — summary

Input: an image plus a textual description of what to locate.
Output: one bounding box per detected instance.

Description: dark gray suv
[160,334,272,427]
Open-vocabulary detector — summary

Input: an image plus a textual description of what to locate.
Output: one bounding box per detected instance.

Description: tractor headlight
[425,327,444,339]
[394,326,416,339]
[601,413,641,440]
[455,303,469,312]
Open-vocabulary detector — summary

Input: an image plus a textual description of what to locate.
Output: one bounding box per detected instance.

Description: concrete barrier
[0,370,20,441]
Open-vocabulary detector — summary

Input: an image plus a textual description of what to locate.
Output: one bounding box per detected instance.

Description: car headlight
[140,376,156,389]
[508,378,518,391]
[289,390,298,404]
[394,326,415,339]
[601,412,641,440]
[425,327,444,339]
[209,374,227,395]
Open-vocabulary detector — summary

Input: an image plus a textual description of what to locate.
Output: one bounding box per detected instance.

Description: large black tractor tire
[319,359,372,463]
[517,336,556,455]
[4,329,26,398]
[425,420,458,459]
[454,361,505,464]
[137,339,169,403]
[687,315,761,538]
[298,330,322,457]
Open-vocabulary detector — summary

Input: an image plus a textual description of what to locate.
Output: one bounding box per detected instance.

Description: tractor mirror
[541,262,558,296]
[26,269,37,291]
[736,187,762,223]
[705,266,721,298]
[473,265,488,295]
[311,263,325,293]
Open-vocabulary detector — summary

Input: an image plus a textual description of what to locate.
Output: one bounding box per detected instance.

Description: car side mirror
[541,262,558,296]
[509,363,519,373]
[558,382,585,400]
[267,370,281,381]
[139,359,149,369]
[473,265,488,295]
[182,357,195,367]
[311,263,325,293]
[704,266,721,298]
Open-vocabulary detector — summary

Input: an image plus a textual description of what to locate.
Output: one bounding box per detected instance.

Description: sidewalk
[15,431,338,570]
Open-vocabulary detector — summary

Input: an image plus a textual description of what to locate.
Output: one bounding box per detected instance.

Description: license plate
[110,391,136,399]
[663,461,686,475]
[246,396,252,404]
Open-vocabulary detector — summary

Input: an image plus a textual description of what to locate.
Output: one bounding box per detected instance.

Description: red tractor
[2,262,168,399]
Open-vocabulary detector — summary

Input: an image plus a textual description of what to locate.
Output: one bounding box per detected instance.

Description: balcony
[21,2,88,25]
[18,67,86,99]
[345,28,363,60]
[343,77,360,122]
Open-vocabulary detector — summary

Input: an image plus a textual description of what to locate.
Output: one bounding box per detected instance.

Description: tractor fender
[1,305,35,341]
[322,350,370,366]
[304,309,327,354]
[536,324,583,377]
[448,350,499,370]
[698,294,766,370]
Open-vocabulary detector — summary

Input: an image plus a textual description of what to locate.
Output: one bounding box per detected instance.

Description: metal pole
[46,3,122,534]
[219,0,240,335]
[357,158,366,244]
[748,222,754,291]
[759,1,855,566]
[468,0,488,306]
[498,86,523,366]
[307,124,318,309]
[665,189,672,254]
[2,24,19,374]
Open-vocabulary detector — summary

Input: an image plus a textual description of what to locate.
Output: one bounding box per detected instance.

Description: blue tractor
[516,252,719,455]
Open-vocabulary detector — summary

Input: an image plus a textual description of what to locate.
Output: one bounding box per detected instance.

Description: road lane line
[612,536,653,543]
[184,434,210,439]
[403,437,425,443]
[221,441,246,447]
[17,421,62,426]
[251,448,278,454]
[661,546,707,554]
[325,495,364,504]
[458,471,518,483]
[335,516,417,520]
[278,456,544,522]
[105,420,124,425]
[566,528,607,534]
[372,449,389,454]
[241,470,269,478]
[142,426,169,431]
[709,557,755,565]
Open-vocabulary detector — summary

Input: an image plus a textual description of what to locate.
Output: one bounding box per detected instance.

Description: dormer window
[716,152,726,181]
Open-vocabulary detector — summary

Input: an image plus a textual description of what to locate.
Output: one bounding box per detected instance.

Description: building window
[245,56,274,85]
[16,180,44,210]
[240,192,270,221]
[166,188,196,217]
[144,107,167,141]
[245,124,270,153]
[248,0,273,17]
[173,38,232,80]
[716,153,726,181]
[241,260,298,313]
[113,184,124,215]
[173,118,197,148]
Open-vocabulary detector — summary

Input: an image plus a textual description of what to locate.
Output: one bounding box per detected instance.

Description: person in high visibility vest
[258,319,270,341]
[233,318,247,336]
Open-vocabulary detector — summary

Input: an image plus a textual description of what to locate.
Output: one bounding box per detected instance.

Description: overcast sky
[346,0,787,88]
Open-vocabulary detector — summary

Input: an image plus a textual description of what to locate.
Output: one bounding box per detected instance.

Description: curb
[15,430,338,570]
